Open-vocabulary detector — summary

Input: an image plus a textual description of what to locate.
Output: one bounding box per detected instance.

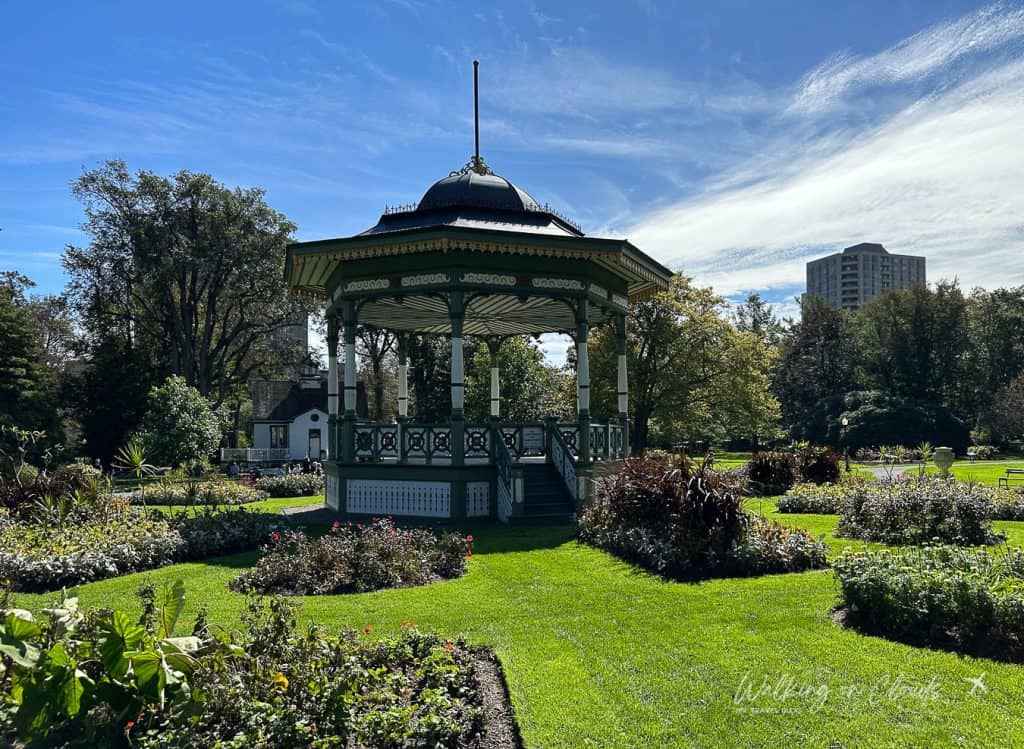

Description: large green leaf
[98,611,145,677]
[158,579,186,638]
[0,613,42,668]
[129,651,166,702]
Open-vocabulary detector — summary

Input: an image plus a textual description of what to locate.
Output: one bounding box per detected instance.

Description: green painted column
[341,300,357,463]
[615,312,629,458]
[326,313,339,459]
[576,298,591,466]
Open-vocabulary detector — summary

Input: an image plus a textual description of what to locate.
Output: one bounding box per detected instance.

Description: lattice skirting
[346,479,451,517]
[466,481,490,517]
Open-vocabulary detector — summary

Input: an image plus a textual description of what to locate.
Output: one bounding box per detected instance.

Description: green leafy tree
[773,295,858,443]
[139,376,222,467]
[464,337,565,423]
[407,335,451,422]
[966,287,1024,433]
[0,273,62,457]
[855,281,971,411]
[733,293,784,348]
[63,160,311,408]
[591,275,780,453]
[986,374,1024,443]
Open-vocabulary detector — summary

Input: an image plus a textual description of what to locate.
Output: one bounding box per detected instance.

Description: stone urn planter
[933,446,955,478]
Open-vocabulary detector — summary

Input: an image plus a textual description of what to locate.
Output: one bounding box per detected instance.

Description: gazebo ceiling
[356,291,614,336]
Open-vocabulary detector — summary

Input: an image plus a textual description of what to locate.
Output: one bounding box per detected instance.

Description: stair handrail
[546,420,578,501]
[491,421,515,521]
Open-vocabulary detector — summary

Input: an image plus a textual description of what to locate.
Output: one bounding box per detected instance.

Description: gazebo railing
[345,420,625,464]
[492,422,516,521]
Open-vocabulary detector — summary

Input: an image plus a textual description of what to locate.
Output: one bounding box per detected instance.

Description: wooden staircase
[513,462,576,523]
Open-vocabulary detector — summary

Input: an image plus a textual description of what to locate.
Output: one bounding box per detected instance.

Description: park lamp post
[841,417,850,472]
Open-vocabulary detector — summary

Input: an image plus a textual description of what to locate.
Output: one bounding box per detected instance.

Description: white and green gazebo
[285,152,671,522]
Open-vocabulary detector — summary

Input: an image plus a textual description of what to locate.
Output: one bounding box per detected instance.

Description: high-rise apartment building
[805,242,925,312]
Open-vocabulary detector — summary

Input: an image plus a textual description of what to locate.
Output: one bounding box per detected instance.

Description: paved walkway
[863,463,923,479]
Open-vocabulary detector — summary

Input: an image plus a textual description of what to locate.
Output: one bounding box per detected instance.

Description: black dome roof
[418,169,542,212]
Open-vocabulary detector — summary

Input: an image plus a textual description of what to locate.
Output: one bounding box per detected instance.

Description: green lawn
[146,494,321,515]
[12,503,1024,747]
[920,460,1024,487]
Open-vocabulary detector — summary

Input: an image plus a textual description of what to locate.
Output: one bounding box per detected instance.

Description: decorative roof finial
[449,61,495,177]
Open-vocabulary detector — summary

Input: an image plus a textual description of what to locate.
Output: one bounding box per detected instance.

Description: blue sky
[3,0,1024,360]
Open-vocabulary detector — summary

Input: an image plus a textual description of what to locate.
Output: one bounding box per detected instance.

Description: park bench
[998,468,1024,488]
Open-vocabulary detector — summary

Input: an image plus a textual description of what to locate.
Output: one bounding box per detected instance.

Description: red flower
[465,534,474,543]
[126,721,135,730]
[331,520,341,533]
[271,532,280,542]
[465,551,472,558]
[363,625,372,633]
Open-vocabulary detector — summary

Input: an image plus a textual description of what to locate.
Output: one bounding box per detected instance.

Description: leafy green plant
[795,445,840,485]
[833,544,1024,662]
[254,472,324,498]
[118,479,265,506]
[836,476,998,545]
[0,586,491,748]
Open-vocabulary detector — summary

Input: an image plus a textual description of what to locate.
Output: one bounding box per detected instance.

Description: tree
[855,282,971,410]
[986,374,1024,443]
[407,335,451,422]
[733,293,783,348]
[966,287,1024,430]
[591,275,780,453]
[357,327,396,421]
[464,337,566,423]
[0,272,62,456]
[772,295,858,444]
[138,376,222,467]
[63,160,311,408]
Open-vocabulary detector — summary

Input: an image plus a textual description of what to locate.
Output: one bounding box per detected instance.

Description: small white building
[250,365,366,461]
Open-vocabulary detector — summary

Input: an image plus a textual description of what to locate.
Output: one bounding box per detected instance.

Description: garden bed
[231,517,473,595]
[0,588,521,748]
[0,505,281,591]
[255,472,325,497]
[117,479,266,506]
[833,545,1024,662]
[579,454,827,579]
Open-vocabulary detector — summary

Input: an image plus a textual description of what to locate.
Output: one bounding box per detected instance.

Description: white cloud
[629,8,1024,297]
[789,1,1024,115]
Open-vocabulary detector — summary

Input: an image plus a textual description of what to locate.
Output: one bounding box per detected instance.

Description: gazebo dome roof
[417,169,541,212]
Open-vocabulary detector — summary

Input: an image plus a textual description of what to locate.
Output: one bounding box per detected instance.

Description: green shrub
[119,479,266,506]
[969,444,999,459]
[231,518,472,595]
[138,375,222,467]
[833,545,1024,661]
[255,472,324,498]
[777,482,849,514]
[0,506,280,591]
[579,454,826,578]
[796,445,840,485]
[836,476,997,545]
[746,452,798,496]
[0,587,491,748]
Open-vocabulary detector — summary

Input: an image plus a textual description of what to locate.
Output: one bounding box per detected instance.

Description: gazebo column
[487,338,502,420]
[576,299,591,465]
[449,290,466,468]
[396,333,409,463]
[615,312,629,458]
[326,313,339,459]
[341,300,358,463]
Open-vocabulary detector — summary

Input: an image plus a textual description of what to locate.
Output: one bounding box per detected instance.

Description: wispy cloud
[788,1,1024,115]
[626,37,1024,295]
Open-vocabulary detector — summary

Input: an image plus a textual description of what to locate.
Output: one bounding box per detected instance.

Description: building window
[270,425,289,449]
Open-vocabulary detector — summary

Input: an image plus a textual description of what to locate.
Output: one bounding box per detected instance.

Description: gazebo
[285,113,671,522]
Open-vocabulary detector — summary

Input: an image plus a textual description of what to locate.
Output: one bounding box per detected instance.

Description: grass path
[12,502,1024,747]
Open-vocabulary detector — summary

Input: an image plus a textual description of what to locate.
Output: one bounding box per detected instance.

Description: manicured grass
[12,505,1024,747]
[145,494,322,515]
[921,460,1024,487]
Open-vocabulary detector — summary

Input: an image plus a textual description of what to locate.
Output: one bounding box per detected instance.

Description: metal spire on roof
[455,59,492,176]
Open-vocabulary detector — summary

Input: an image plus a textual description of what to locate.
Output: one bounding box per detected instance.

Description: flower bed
[0,506,280,591]
[579,454,827,579]
[745,451,798,496]
[231,517,473,595]
[0,588,514,748]
[255,472,325,498]
[836,476,998,545]
[833,545,1024,661]
[119,479,266,506]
